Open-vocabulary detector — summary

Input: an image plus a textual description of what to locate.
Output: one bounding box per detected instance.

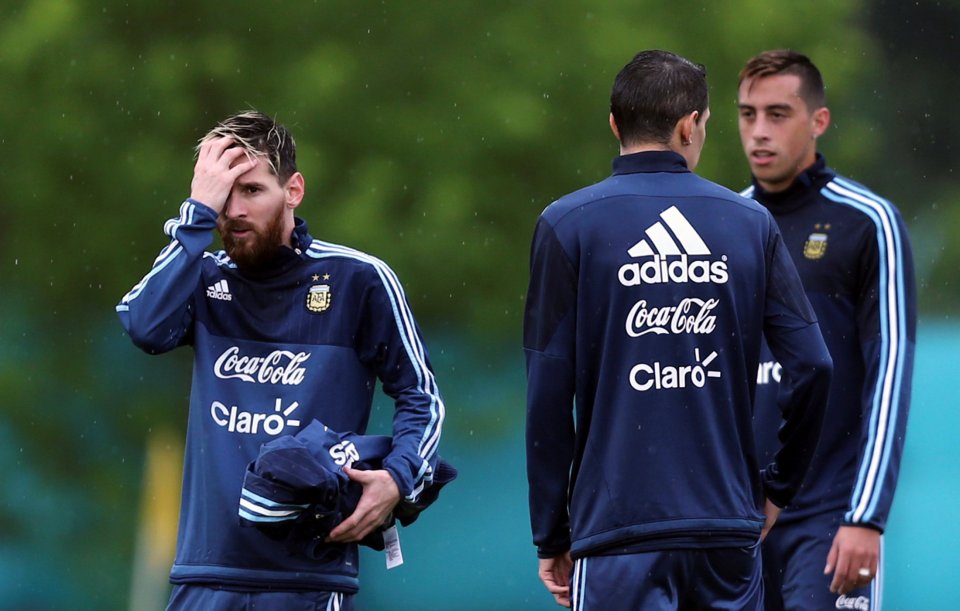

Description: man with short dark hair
[117,111,447,610]
[524,50,832,610]
[738,49,917,610]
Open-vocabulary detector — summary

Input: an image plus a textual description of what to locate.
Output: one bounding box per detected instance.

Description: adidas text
[206,279,233,301]
[619,255,729,286]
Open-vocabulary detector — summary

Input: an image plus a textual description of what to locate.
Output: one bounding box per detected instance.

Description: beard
[217,209,286,270]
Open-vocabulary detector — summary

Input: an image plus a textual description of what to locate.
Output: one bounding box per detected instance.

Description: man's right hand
[539,553,573,608]
[760,497,781,541]
[190,136,258,214]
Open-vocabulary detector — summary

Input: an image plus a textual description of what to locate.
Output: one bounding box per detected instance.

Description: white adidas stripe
[627,206,712,257]
[645,222,682,255]
[304,240,445,495]
[661,206,710,254]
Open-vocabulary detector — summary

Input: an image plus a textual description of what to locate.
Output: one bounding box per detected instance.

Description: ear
[609,113,621,142]
[811,106,831,139]
[284,172,305,210]
[677,110,700,145]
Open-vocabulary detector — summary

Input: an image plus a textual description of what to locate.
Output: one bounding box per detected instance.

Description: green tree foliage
[1,0,954,606]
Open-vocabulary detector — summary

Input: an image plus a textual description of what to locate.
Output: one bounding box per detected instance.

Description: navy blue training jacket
[117,199,445,593]
[524,151,832,559]
[744,155,916,532]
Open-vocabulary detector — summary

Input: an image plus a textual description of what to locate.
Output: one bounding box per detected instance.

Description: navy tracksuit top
[745,155,916,532]
[524,151,832,559]
[117,199,445,592]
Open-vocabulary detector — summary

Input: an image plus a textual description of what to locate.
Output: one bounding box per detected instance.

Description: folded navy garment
[239,419,456,558]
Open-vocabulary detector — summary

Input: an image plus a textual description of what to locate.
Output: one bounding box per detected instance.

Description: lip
[749,149,776,166]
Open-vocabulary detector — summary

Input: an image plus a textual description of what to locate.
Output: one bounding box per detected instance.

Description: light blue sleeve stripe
[119,243,185,305]
[241,487,310,510]
[824,181,902,524]
[238,508,298,523]
[823,179,907,523]
[305,242,445,475]
[123,200,202,306]
[834,177,910,523]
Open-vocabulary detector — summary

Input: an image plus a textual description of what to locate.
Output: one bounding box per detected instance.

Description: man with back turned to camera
[737,49,916,610]
[524,50,832,610]
[117,111,447,610]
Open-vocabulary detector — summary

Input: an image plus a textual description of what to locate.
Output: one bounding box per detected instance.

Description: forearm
[116,199,216,352]
[845,338,915,530]
[379,343,446,501]
[526,349,576,557]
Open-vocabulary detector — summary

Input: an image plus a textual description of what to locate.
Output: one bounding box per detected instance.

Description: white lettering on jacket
[618,255,729,286]
[626,297,719,337]
[629,347,722,392]
[214,346,310,385]
[835,595,869,610]
[329,440,360,468]
[210,398,301,435]
[756,360,782,385]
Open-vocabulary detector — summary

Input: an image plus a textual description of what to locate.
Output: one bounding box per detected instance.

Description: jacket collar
[612,150,690,176]
[749,154,836,210]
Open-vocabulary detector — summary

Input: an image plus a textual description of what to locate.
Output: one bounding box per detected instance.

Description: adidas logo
[206,279,233,301]
[618,206,729,286]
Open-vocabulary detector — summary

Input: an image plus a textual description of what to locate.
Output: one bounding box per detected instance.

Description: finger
[829,552,849,593]
[196,137,217,161]
[197,136,233,165]
[837,552,864,594]
[824,537,839,575]
[206,135,236,159]
[327,513,362,542]
[328,504,384,542]
[541,575,568,595]
[540,579,570,607]
[216,145,254,171]
[343,466,371,483]
[223,153,257,180]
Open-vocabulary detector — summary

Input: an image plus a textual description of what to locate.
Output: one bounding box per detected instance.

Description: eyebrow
[235,178,266,189]
[737,102,795,113]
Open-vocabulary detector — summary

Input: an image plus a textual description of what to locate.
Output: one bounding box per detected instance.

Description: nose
[750,116,770,142]
[223,193,246,219]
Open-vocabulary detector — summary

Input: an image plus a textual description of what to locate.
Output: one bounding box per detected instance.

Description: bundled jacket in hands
[239,419,457,559]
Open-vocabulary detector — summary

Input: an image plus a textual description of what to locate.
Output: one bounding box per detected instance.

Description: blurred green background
[1,0,958,608]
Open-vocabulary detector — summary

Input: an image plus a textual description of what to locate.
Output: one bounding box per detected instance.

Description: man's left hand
[326,467,400,543]
[824,525,880,595]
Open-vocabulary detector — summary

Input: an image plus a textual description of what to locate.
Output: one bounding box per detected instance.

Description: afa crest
[306,284,332,313]
[803,232,828,260]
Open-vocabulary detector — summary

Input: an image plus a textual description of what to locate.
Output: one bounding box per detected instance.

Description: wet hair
[198,111,297,183]
[739,49,826,110]
[610,50,709,147]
